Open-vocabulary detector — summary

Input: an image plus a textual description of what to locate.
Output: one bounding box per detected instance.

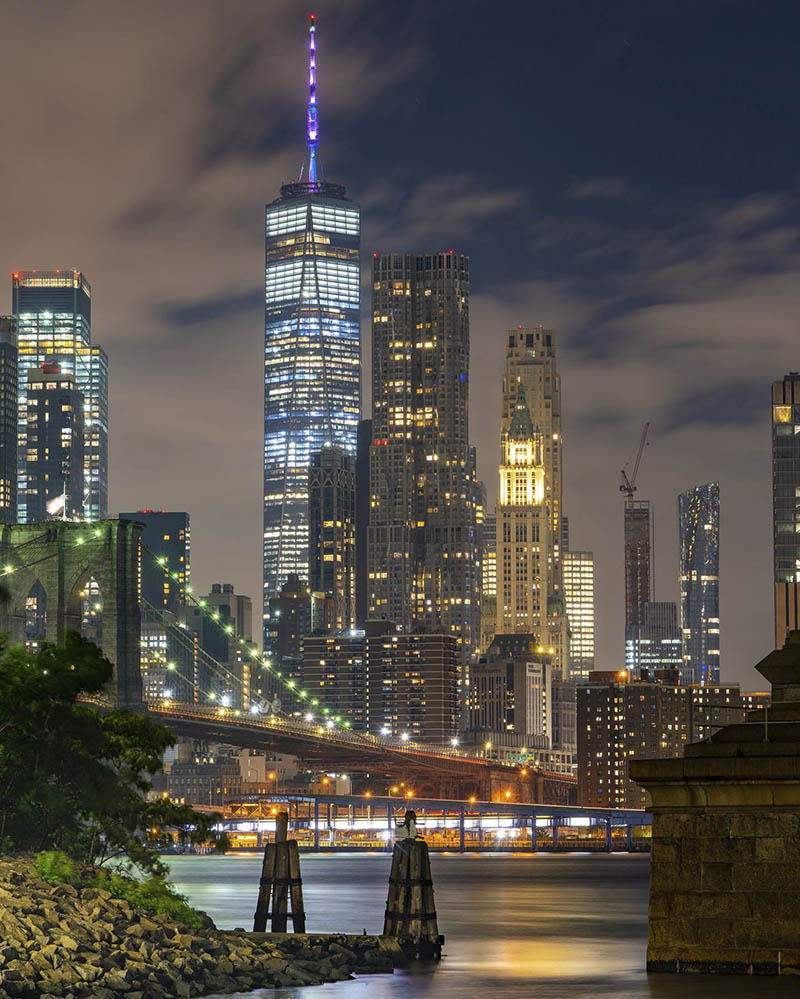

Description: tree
[0,631,225,871]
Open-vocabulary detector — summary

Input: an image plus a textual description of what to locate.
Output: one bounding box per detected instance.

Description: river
[166,852,796,998]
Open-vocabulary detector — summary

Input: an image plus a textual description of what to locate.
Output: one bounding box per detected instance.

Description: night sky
[2,0,798,687]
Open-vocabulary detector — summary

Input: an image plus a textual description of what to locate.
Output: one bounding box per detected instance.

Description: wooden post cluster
[253,811,306,933]
[383,833,442,959]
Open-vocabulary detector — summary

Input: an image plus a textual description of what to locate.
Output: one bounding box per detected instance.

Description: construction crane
[620,422,650,499]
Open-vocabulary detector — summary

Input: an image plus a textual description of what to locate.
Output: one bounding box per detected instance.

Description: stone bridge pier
[0,520,143,707]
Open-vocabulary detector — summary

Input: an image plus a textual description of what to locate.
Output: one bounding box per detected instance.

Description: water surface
[166,852,794,998]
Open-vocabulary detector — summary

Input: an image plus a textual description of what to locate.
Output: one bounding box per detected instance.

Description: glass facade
[563,550,595,679]
[263,182,360,639]
[772,374,800,643]
[0,318,17,523]
[12,271,108,522]
[679,482,720,685]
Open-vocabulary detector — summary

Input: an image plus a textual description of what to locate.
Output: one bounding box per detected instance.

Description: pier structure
[217,793,651,852]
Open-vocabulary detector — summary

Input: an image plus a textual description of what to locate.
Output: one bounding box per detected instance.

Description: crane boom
[619,422,650,498]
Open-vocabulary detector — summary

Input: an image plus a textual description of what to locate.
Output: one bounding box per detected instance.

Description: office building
[563,550,595,680]
[480,511,497,652]
[469,634,553,743]
[301,631,367,731]
[771,374,800,644]
[263,17,360,639]
[180,583,253,711]
[355,418,372,627]
[368,252,480,660]
[626,601,682,675]
[24,363,84,523]
[496,382,567,668]
[309,445,356,632]
[577,671,689,808]
[0,318,17,522]
[119,510,190,612]
[261,573,323,699]
[679,482,720,684]
[624,500,652,671]
[500,329,568,670]
[13,270,108,521]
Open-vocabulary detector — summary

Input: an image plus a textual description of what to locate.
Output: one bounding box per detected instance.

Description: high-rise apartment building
[25,363,84,523]
[0,318,17,523]
[355,418,372,627]
[13,270,108,522]
[308,445,356,633]
[119,510,190,612]
[624,499,652,670]
[263,18,360,641]
[578,671,689,808]
[496,382,567,668]
[368,252,480,660]
[480,511,497,652]
[679,482,720,684]
[772,374,800,645]
[563,550,595,679]
[500,328,568,670]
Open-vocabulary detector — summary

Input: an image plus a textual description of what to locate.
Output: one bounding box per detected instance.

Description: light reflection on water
[165,852,796,999]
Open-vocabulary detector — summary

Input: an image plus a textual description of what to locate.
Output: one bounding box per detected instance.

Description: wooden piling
[383,837,443,959]
[252,809,306,933]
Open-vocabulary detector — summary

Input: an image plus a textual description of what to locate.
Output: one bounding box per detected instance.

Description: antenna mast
[306,13,319,185]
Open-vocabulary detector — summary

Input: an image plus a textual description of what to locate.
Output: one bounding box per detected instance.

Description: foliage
[34,849,79,885]
[92,869,204,929]
[0,631,226,873]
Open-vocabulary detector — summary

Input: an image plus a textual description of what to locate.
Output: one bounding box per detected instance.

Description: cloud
[565,177,644,202]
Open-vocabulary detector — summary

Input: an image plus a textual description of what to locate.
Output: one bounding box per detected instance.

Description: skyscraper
[0,318,17,523]
[308,444,356,632]
[119,510,191,611]
[263,15,360,642]
[25,363,84,523]
[13,270,108,522]
[563,549,596,679]
[355,418,372,627]
[500,328,568,670]
[679,482,720,685]
[368,252,480,659]
[629,601,682,675]
[772,374,800,644]
[624,500,652,671]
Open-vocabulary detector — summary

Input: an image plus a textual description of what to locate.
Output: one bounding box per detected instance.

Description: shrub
[35,850,80,885]
[93,870,204,929]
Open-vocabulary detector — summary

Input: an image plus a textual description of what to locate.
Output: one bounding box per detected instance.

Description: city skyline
[0,2,796,684]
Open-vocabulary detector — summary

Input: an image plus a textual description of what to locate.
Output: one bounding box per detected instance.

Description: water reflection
[166,853,796,999]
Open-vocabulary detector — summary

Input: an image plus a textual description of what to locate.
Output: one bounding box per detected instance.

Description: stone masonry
[0,520,142,707]
[631,631,800,975]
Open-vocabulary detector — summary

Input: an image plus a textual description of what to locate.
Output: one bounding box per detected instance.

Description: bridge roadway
[146,700,577,805]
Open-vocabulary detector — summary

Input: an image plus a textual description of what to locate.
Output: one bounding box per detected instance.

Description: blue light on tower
[262,13,360,643]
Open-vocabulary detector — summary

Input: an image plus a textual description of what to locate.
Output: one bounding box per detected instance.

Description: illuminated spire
[306,13,319,185]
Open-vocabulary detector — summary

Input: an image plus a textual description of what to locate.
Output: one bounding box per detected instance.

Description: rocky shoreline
[0,859,403,998]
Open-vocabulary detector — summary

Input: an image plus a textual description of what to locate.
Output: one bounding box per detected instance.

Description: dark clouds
[1,0,799,686]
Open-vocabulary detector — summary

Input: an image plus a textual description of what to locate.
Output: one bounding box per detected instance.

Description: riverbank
[0,857,401,998]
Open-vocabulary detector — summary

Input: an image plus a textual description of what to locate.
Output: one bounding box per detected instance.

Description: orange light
[270,808,277,815]
[390,786,399,793]
[521,768,528,776]
[468,796,476,804]
[504,790,512,799]
[364,791,372,798]
[322,777,329,785]
[268,772,277,780]
[405,790,413,798]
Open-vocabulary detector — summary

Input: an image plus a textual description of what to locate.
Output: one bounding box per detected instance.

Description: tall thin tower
[262,14,360,644]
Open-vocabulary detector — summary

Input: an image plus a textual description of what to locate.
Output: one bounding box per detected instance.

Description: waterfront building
[577,671,689,808]
[24,363,84,523]
[368,252,480,660]
[626,601,682,676]
[562,549,595,680]
[499,330,568,671]
[772,373,800,644]
[263,17,360,640]
[309,445,356,632]
[0,317,17,523]
[119,510,190,612]
[355,418,372,627]
[679,482,720,684]
[13,270,107,521]
[624,499,652,671]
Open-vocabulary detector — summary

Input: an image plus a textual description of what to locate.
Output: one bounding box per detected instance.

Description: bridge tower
[0,519,143,707]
